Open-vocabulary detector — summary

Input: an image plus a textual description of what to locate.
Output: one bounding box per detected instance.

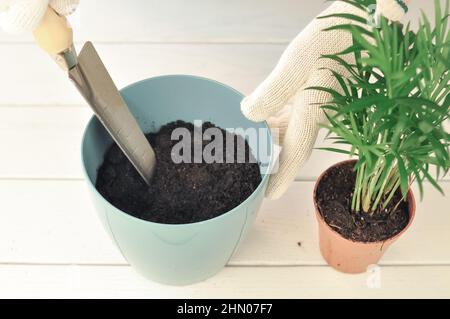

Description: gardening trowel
[32,7,156,184]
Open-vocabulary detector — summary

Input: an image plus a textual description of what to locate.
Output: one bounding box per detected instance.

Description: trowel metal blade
[69,41,155,184]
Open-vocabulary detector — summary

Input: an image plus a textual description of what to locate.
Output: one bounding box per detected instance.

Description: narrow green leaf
[394,154,410,197]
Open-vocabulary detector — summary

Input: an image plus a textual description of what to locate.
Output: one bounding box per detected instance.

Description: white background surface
[0,0,449,298]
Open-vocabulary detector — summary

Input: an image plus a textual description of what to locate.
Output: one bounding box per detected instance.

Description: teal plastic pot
[81,75,272,285]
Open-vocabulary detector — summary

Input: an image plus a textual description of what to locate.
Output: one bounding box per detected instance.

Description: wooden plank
[0,2,441,107]
[0,106,350,180]
[0,43,284,105]
[1,107,448,181]
[232,181,450,266]
[0,104,448,181]
[0,106,91,179]
[0,264,448,298]
[0,0,438,44]
[0,0,329,43]
[0,180,124,264]
[0,180,449,265]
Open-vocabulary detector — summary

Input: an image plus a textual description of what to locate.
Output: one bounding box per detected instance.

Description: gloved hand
[0,0,79,33]
[241,0,410,199]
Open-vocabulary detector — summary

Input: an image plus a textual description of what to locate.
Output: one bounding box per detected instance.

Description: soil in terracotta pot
[316,162,410,242]
[96,120,262,224]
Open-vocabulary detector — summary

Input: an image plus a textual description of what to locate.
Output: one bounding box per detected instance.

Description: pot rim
[81,74,273,228]
[313,159,416,245]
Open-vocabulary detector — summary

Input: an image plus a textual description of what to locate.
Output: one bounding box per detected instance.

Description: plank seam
[1,262,449,268]
[0,41,290,46]
[0,104,87,108]
[1,177,449,183]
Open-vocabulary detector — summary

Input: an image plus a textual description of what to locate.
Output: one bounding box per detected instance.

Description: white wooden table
[0,0,449,298]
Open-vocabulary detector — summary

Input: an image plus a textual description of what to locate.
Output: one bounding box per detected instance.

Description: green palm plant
[312,0,450,214]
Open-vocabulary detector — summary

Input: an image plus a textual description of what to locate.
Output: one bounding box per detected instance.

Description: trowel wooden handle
[33,6,73,55]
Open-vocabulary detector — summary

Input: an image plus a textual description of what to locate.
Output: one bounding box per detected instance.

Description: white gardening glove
[241,0,410,200]
[376,0,410,22]
[0,0,78,33]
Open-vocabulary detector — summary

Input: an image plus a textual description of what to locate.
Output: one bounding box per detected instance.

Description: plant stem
[371,161,395,213]
[353,162,365,212]
[382,179,401,211]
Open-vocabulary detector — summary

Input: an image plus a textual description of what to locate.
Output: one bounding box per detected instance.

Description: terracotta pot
[313,160,416,274]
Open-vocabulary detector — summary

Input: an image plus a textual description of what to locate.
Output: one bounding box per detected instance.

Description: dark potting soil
[316,162,410,242]
[96,120,262,224]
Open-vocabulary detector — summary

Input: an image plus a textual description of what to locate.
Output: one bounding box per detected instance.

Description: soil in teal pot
[96,121,262,224]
